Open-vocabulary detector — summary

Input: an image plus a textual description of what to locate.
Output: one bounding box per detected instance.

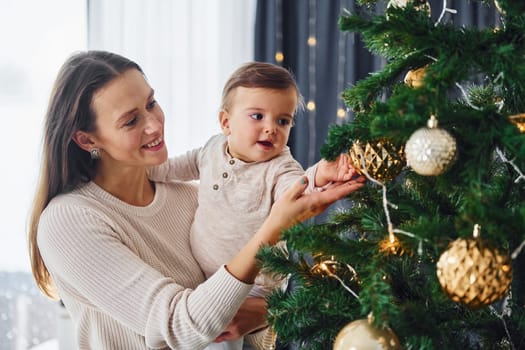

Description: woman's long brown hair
[28,51,142,298]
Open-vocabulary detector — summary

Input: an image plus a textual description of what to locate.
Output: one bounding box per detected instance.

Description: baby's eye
[249,113,264,121]
[278,117,293,126]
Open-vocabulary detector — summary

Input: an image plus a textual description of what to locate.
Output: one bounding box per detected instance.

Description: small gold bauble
[405,115,457,176]
[349,139,406,182]
[436,236,512,309]
[509,113,525,133]
[379,233,407,256]
[333,315,402,350]
[404,65,428,88]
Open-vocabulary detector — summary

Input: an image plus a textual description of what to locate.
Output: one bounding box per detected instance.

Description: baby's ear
[219,110,231,136]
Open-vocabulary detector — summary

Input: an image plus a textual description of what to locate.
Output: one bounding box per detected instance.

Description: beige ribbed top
[37,180,252,349]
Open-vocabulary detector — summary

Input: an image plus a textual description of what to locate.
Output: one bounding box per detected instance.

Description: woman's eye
[124,116,138,127]
[249,113,264,121]
[147,100,157,110]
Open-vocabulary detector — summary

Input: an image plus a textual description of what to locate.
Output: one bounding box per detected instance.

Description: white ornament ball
[405,117,457,176]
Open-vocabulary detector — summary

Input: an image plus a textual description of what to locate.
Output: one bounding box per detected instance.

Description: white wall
[87,0,256,157]
[0,0,87,272]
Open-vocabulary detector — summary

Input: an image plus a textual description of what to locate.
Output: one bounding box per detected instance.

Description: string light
[444,60,525,264]
[489,294,516,350]
[496,147,525,184]
[274,0,284,65]
[355,150,425,253]
[435,0,457,26]
[336,2,351,124]
[306,0,318,165]
[275,51,284,63]
[311,256,360,300]
[454,69,524,194]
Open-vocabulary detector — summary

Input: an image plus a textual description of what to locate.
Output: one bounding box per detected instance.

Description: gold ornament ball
[404,66,428,88]
[333,317,401,350]
[349,139,406,182]
[436,237,512,309]
[405,116,457,176]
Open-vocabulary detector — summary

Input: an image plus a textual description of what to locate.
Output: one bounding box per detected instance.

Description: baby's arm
[273,153,357,199]
[148,147,201,182]
[313,153,358,188]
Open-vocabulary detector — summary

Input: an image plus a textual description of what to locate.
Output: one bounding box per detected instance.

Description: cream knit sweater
[37,180,253,349]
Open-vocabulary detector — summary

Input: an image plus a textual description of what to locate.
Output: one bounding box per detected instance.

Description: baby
[150,62,356,349]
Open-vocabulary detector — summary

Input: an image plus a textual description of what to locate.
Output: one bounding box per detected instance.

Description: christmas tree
[258,0,525,349]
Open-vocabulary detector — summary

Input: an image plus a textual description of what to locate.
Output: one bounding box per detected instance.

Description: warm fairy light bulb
[275,51,284,63]
[307,101,316,111]
[307,36,317,46]
[473,224,481,238]
[389,231,396,243]
[337,108,346,118]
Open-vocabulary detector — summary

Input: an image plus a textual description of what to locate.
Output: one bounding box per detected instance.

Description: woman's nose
[144,114,163,134]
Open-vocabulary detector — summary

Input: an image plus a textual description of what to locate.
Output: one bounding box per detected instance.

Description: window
[0,0,86,348]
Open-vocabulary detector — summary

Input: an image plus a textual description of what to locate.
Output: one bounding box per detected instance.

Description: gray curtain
[254,0,500,169]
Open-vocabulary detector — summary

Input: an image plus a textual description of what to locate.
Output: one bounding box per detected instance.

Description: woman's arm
[37,186,251,350]
[226,175,366,284]
[213,297,268,342]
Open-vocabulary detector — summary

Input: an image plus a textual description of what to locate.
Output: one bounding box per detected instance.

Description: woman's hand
[213,297,268,343]
[225,174,365,285]
[267,174,366,237]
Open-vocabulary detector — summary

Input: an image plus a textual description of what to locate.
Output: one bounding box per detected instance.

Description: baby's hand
[315,154,358,188]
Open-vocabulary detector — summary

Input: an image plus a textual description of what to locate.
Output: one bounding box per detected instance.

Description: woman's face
[90,69,167,171]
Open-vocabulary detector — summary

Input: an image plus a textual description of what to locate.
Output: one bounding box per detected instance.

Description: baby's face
[220,86,297,163]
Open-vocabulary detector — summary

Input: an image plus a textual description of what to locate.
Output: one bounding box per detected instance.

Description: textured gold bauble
[436,237,512,309]
[333,315,402,350]
[405,116,457,176]
[404,65,428,88]
[509,113,525,133]
[349,139,406,182]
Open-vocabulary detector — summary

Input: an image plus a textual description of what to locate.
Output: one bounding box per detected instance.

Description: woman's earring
[90,148,100,160]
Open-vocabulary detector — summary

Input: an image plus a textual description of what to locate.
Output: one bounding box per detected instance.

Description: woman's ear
[219,110,231,136]
[72,130,96,152]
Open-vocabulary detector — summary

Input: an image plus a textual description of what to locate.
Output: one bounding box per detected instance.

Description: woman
[28,50,365,350]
